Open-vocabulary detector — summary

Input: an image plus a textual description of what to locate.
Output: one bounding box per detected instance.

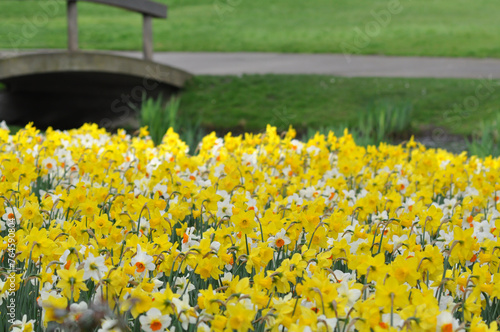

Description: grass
[466,113,500,157]
[140,95,204,151]
[0,74,497,139]
[177,75,500,136]
[1,0,500,57]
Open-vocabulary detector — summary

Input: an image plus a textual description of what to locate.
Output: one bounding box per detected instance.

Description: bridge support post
[143,14,153,61]
[67,0,79,51]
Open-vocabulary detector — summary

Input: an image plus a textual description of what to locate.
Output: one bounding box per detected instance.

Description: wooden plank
[67,0,78,51]
[76,0,167,18]
[143,15,153,61]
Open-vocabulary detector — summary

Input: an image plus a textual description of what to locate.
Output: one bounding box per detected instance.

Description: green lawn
[0,73,497,137]
[1,0,500,57]
[178,75,500,136]
[0,74,498,148]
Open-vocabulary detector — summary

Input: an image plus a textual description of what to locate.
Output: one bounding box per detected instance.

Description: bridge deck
[0,51,192,88]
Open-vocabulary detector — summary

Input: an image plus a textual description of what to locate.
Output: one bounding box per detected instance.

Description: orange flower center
[7,213,14,220]
[135,262,146,273]
[46,163,53,169]
[276,239,285,248]
[442,323,453,332]
[183,233,189,243]
[150,320,162,331]
[379,322,388,329]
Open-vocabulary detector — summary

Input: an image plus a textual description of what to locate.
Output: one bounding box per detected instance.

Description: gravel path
[130,52,500,78]
[2,50,500,78]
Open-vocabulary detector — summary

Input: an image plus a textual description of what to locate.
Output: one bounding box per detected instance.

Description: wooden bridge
[0,0,192,129]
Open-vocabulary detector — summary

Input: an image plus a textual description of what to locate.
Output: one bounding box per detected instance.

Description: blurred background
[1,0,500,155]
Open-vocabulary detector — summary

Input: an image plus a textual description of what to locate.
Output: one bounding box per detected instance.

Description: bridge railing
[66,0,167,60]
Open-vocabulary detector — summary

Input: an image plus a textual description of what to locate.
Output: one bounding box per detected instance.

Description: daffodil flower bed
[1,123,500,332]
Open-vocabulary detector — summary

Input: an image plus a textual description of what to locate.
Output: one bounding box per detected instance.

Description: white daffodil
[436,311,460,332]
[131,245,155,274]
[337,281,361,308]
[68,302,91,323]
[11,315,36,332]
[98,317,123,332]
[181,227,200,252]
[216,198,234,219]
[139,308,172,332]
[83,252,108,281]
[41,157,58,173]
[174,276,195,295]
[317,314,338,332]
[172,294,197,330]
[268,229,291,249]
[2,206,21,224]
